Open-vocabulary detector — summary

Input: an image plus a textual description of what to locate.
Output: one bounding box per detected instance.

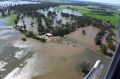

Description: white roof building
[46,33,53,36]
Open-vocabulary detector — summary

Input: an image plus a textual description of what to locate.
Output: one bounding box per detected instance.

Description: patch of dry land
[16,26,108,79]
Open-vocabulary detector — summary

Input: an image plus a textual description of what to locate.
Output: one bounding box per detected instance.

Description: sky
[81,0,120,4]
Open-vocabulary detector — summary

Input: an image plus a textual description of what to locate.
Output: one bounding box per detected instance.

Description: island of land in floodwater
[0,2,119,79]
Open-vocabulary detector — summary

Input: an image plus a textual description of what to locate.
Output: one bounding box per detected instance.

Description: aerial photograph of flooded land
[0,0,120,79]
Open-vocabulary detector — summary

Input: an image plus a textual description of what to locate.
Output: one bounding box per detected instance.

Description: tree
[95,35,102,45]
[14,20,18,25]
[82,30,86,35]
[80,62,90,75]
[107,20,110,24]
[31,22,34,27]
[100,44,107,54]
[37,16,45,35]
[23,24,26,30]
[1,11,5,17]
[108,42,116,51]
[21,37,26,41]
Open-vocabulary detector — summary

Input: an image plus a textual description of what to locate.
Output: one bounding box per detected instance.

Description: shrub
[21,37,27,41]
[80,62,90,75]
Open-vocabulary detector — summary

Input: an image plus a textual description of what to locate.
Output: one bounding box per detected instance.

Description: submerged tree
[82,30,86,35]
[95,35,102,45]
[80,62,90,75]
[100,44,107,54]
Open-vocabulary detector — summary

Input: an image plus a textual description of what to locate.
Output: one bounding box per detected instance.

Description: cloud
[83,0,120,4]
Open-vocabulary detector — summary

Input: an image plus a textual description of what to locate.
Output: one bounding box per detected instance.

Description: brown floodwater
[4,26,110,79]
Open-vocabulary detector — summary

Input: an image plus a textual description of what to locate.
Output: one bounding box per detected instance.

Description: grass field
[58,5,119,26]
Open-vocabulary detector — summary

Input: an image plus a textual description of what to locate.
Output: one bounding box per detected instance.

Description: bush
[82,30,86,35]
[21,37,26,41]
[25,31,36,38]
[80,62,90,75]
[95,35,102,45]
[108,43,116,51]
[100,44,108,55]
[107,53,113,57]
[25,31,46,42]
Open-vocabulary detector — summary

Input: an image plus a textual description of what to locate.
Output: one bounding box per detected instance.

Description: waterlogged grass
[58,5,119,26]
[0,16,3,18]
[0,15,16,26]
[82,48,104,59]
[6,15,17,26]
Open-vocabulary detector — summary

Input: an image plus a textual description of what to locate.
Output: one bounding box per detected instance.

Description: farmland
[58,5,119,26]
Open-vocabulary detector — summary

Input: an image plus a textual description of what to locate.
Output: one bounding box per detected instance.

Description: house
[46,33,53,37]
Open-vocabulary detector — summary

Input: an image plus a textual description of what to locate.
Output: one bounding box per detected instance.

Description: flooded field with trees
[0,1,119,79]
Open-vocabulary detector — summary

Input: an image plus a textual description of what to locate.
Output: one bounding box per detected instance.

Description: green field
[58,5,119,26]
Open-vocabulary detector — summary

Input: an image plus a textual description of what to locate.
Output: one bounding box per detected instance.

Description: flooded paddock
[1,21,100,79]
[0,18,46,79]
[0,3,114,79]
[62,9,82,16]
